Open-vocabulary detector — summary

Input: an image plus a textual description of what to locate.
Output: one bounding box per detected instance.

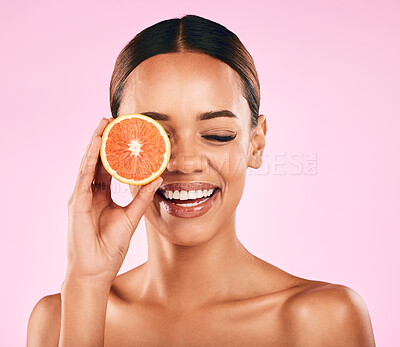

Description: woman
[27,14,375,346]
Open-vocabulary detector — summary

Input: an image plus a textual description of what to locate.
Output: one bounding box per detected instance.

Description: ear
[247,114,267,169]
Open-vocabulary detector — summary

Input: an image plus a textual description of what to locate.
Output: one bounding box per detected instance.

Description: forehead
[119,52,250,120]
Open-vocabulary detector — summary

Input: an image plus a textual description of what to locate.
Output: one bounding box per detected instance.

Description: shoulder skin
[27,294,61,346]
[282,283,376,346]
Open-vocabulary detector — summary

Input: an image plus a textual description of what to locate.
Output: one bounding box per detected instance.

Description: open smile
[155,182,220,218]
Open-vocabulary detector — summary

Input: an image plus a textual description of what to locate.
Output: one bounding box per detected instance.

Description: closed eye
[202,133,237,142]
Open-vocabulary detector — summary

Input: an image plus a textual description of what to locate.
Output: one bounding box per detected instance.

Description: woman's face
[119,52,265,246]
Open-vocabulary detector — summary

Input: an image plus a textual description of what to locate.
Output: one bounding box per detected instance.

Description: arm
[285,284,376,347]
[28,117,161,346]
[27,280,111,347]
[58,278,111,346]
[27,280,109,347]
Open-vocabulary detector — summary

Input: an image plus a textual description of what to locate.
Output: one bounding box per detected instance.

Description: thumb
[123,177,163,230]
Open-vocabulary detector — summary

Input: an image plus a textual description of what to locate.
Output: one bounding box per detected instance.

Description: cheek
[208,144,248,181]
[210,146,248,218]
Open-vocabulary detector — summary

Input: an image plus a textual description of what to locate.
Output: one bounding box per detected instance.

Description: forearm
[59,278,111,346]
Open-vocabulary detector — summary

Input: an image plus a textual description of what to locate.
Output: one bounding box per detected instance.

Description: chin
[163,234,213,248]
[145,213,221,248]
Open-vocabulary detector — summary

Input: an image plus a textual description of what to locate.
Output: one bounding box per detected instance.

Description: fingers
[92,155,112,196]
[74,118,110,197]
[92,118,114,198]
[123,177,163,231]
[128,184,141,200]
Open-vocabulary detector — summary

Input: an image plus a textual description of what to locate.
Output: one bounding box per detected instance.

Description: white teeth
[174,197,208,207]
[203,189,213,197]
[162,188,216,201]
[188,190,197,199]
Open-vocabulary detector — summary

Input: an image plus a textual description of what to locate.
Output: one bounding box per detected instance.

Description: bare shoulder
[27,293,61,346]
[25,268,141,346]
[282,283,376,346]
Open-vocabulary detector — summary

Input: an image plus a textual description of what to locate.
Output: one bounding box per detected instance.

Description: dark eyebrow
[198,110,238,120]
[140,112,170,121]
[140,110,238,121]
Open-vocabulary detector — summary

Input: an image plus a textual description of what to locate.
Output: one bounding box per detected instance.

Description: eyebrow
[140,110,238,121]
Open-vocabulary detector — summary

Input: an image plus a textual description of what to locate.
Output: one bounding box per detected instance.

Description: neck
[140,215,257,312]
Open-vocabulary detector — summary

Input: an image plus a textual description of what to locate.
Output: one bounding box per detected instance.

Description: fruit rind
[100,113,171,185]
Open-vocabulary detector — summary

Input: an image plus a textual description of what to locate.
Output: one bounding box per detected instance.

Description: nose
[166,136,206,174]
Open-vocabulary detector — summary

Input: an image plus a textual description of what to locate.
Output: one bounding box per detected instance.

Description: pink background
[1,0,399,345]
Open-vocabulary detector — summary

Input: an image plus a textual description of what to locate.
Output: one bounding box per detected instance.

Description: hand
[66,117,162,285]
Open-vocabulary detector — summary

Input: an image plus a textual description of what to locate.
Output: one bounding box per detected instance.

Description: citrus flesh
[100,114,170,185]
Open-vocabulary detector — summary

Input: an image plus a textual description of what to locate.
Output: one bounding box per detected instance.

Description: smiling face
[119,52,265,246]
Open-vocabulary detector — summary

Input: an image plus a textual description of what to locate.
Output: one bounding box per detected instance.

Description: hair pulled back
[110,14,260,128]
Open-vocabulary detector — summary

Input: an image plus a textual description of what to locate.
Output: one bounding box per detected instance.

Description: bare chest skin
[104,279,319,346]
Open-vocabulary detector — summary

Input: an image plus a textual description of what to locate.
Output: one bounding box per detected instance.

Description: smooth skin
[27,52,375,346]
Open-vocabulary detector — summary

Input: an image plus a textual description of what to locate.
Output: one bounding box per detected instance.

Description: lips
[159,182,219,191]
[154,181,220,218]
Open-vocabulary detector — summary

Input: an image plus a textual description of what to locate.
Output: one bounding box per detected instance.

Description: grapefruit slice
[100,113,170,185]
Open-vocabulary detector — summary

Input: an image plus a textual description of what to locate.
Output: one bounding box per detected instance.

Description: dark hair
[110,14,260,128]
